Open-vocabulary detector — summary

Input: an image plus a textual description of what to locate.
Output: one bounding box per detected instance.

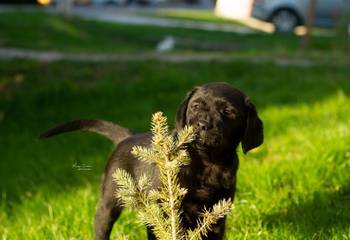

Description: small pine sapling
[113,112,232,240]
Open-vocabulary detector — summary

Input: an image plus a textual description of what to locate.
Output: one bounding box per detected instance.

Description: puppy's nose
[198,120,213,131]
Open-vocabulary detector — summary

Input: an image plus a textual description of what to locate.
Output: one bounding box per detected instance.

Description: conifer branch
[187,199,233,240]
[113,112,233,240]
[131,146,157,165]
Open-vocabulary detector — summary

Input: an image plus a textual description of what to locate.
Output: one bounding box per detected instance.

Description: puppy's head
[176,82,263,153]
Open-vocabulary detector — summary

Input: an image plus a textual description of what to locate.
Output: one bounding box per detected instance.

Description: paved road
[0,47,321,67]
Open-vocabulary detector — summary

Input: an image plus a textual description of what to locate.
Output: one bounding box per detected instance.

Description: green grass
[1,59,350,239]
[148,9,243,25]
[0,10,347,55]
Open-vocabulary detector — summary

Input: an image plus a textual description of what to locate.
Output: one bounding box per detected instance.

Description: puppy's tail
[39,120,131,145]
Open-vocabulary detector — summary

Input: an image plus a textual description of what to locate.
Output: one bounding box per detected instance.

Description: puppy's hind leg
[94,173,123,240]
[94,197,122,240]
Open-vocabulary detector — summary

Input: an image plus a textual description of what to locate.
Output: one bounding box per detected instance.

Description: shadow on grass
[263,183,350,239]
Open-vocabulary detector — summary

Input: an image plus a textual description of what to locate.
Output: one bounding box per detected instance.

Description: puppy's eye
[223,108,236,118]
[191,103,200,110]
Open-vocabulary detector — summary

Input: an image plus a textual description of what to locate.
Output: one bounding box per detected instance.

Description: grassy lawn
[1,58,350,239]
[0,10,348,55]
[147,8,243,25]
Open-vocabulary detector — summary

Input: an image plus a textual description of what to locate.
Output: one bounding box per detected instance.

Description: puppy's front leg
[147,227,157,240]
[202,217,226,240]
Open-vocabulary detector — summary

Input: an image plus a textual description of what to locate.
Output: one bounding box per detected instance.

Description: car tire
[271,9,299,33]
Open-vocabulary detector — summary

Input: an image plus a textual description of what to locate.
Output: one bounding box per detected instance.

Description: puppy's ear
[242,97,264,154]
[175,87,198,130]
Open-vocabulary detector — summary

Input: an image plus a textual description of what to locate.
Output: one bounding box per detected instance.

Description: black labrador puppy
[40,82,263,240]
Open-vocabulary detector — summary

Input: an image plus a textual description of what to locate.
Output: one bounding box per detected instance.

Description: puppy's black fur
[40,82,263,240]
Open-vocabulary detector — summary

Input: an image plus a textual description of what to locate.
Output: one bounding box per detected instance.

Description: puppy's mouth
[194,131,222,149]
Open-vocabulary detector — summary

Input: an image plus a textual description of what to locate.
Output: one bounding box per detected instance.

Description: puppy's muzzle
[194,122,222,148]
[197,120,213,131]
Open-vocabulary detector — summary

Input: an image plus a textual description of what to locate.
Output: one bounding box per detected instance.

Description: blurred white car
[252,0,350,32]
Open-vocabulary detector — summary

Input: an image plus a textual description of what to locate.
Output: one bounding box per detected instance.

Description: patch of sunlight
[236,17,274,33]
[48,17,88,39]
[263,90,348,124]
[260,90,350,162]
[157,9,222,22]
[215,0,273,32]
[157,9,212,18]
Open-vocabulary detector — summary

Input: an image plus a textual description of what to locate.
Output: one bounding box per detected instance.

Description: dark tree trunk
[301,0,317,49]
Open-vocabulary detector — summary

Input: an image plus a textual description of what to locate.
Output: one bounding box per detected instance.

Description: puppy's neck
[189,145,237,166]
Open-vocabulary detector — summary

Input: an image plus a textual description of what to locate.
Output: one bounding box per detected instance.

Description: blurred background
[1,0,350,239]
